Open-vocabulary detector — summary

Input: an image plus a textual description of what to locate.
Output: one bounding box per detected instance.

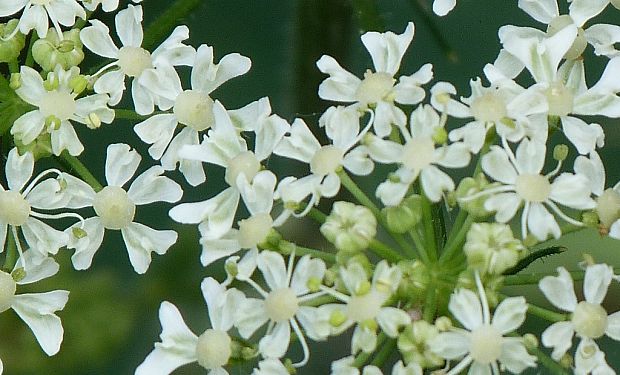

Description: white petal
[449,288,483,330]
[135,301,198,375]
[116,4,143,48]
[499,339,537,373]
[80,19,119,58]
[361,22,414,76]
[199,231,241,267]
[420,166,454,202]
[66,217,105,270]
[105,143,141,187]
[11,110,45,145]
[15,250,59,284]
[605,310,620,340]
[192,45,251,94]
[134,114,178,160]
[12,291,69,355]
[16,66,46,106]
[428,331,470,359]
[316,55,360,102]
[527,202,561,240]
[491,297,527,334]
[574,152,605,197]
[351,326,377,354]
[561,116,604,155]
[169,188,239,238]
[539,267,577,312]
[290,256,326,296]
[484,193,521,224]
[481,146,517,184]
[258,322,291,358]
[517,0,558,24]
[127,166,182,205]
[549,173,595,210]
[257,251,288,291]
[22,217,68,258]
[541,322,574,360]
[6,148,33,192]
[433,0,456,16]
[121,222,177,274]
[515,139,545,175]
[236,298,269,338]
[376,307,411,337]
[569,0,608,26]
[583,264,613,305]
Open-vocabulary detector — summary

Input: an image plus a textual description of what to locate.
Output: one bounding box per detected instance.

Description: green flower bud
[9,73,21,90]
[432,127,448,144]
[11,267,26,283]
[329,310,347,327]
[581,211,599,228]
[14,132,53,161]
[553,144,569,162]
[523,333,538,350]
[0,20,26,63]
[456,174,494,218]
[434,316,452,331]
[383,194,423,234]
[321,201,377,253]
[33,28,84,71]
[397,321,444,368]
[72,227,88,239]
[463,223,525,275]
[397,260,430,305]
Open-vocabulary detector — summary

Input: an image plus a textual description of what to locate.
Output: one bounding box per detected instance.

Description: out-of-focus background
[1,0,619,373]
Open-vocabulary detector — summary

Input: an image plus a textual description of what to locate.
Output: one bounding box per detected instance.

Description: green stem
[368,239,404,263]
[338,170,381,217]
[25,34,39,67]
[353,333,387,368]
[420,192,437,262]
[529,345,571,375]
[2,229,17,272]
[439,214,473,264]
[504,269,595,285]
[408,228,428,263]
[115,108,151,121]
[307,207,327,224]
[56,152,104,192]
[423,286,437,322]
[142,0,202,51]
[275,241,336,264]
[527,303,567,323]
[370,338,396,367]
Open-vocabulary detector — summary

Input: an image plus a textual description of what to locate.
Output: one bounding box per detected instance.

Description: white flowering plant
[0,0,620,374]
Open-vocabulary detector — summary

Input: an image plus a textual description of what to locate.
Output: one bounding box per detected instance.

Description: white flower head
[234,250,327,367]
[80,4,195,114]
[136,277,245,375]
[0,0,86,39]
[430,271,537,374]
[316,22,433,137]
[539,263,620,370]
[65,144,182,274]
[12,65,114,156]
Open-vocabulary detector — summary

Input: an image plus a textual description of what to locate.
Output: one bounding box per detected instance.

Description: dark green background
[2,0,619,374]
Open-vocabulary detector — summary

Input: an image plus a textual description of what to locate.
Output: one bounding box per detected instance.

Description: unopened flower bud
[398,320,444,368]
[435,316,452,331]
[383,195,422,234]
[9,73,21,90]
[11,267,26,282]
[329,310,347,327]
[70,75,89,95]
[33,28,84,71]
[463,223,525,275]
[72,227,88,239]
[523,333,538,349]
[321,201,377,253]
[456,174,493,218]
[553,144,569,162]
[596,188,620,228]
[0,20,26,63]
[432,127,448,144]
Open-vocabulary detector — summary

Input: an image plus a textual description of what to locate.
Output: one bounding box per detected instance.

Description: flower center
[264,288,298,322]
[195,329,232,370]
[515,174,551,203]
[0,190,31,226]
[572,301,608,339]
[310,145,343,176]
[547,15,587,60]
[93,186,135,230]
[469,324,503,364]
[237,213,273,249]
[545,81,573,117]
[355,70,395,105]
[173,90,215,131]
[402,138,436,170]
[225,151,261,187]
[117,46,153,77]
[346,290,387,323]
[0,271,16,313]
[39,91,76,121]
[470,93,507,123]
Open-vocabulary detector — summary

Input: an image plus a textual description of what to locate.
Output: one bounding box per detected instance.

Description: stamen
[22,168,63,196]
[291,319,310,367]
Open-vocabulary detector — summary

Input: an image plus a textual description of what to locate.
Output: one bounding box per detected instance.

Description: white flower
[430,272,536,374]
[234,250,327,366]
[316,22,432,137]
[81,0,141,12]
[0,0,86,39]
[367,104,470,205]
[468,138,595,240]
[170,100,288,240]
[80,4,195,114]
[330,357,422,375]
[0,250,69,370]
[274,106,373,217]
[135,278,244,375]
[253,359,290,375]
[319,261,411,354]
[12,65,114,156]
[134,45,251,186]
[64,144,182,274]
[0,148,73,265]
[539,264,620,371]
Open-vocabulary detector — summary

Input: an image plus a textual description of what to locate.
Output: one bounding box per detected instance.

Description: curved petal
[66,217,105,271]
[429,330,470,359]
[115,4,143,48]
[121,222,177,274]
[290,256,326,296]
[539,267,577,312]
[316,55,360,102]
[361,22,414,76]
[541,321,574,360]
[134,114,178,160]
[583,263,613,305]
[79,19,119,58]
[481,146,517,184]
[127,166,182,205]
[258,322,291,358]
[6,148,34,192]
[11,110,46,146]
[257,250,288,291]
[105,143,141,187]
[491,296,527,334]
[449,288,483,331]
[499,339,537,373]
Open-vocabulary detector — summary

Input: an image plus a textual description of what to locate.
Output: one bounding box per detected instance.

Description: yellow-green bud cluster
[0,20,26,63]
[382,195,422,234]
[397,320,444,369]
[321,201,377,253]
[456,173,494,218]
[33,28,85,71]
[463,223,525,275]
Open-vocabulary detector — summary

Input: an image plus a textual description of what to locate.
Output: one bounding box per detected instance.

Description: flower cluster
[0,0,619,374]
